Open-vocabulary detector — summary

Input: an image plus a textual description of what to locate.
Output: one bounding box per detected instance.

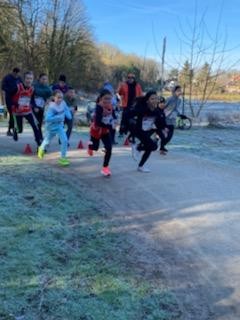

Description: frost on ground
[172,127,240,168]
[0,155,180,320]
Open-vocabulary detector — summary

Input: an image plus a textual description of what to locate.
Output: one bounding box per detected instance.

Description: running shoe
[101,166,112,176]
[131,143,141,162]
[13,129,18,141]
[58,158,70,166]
[6,130,13,136]
[138,166,151,173]
[160,150,167,156]
[38,147,45,159]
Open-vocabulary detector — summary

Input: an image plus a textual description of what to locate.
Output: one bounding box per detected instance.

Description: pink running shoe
[101,166,112,176]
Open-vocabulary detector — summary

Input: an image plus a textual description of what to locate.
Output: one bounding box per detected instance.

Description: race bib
[142,117,155,131]
[18,96,31,107]
[102,115,113,125]
[34,97,45,108]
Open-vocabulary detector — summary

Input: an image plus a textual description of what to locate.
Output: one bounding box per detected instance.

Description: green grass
[0,155,180,320]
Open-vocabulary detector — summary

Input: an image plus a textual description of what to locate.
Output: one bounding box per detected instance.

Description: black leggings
[13,113,42,146]
[6,104,14,131]
[110,127,116,143]
[160,125,174,149]
[33,108,44,141]
[119,108,129,135]
[89,133,112,167]
[65,115,74,140]
[136,131,158,167]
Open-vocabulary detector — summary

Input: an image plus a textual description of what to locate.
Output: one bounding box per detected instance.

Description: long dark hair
[96,89,112,103]
[134,90,157,107]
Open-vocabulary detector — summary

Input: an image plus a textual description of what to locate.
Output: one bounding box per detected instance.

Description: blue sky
[84,0,240,69]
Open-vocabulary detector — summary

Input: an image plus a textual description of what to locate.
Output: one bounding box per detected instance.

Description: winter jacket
[52,83,69,94]
[118,82,143,108]
[90,104,116,139]
[1,74,22,107]
[131,101,166,134]
[164,95,181,125]
[33,82,52,108]
[45,101,72,132]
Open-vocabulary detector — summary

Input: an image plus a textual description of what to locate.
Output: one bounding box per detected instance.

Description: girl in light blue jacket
[38,90,72,166]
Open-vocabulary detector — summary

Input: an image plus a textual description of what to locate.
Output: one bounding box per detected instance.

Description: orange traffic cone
[24,144,33,155]
[124,138,130,146]
[77,140,84,149]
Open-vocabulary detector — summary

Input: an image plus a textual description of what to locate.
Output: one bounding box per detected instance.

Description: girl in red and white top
[88,89,117,177]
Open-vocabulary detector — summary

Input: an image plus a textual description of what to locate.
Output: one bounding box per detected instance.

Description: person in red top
[12,71,41,146]
[87,89,117,177]
[118,73,143,136]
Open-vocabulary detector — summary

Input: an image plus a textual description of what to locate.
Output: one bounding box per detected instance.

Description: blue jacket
[45,101,72,131]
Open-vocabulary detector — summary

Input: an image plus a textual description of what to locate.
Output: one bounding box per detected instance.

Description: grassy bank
[0,155,180,320]
[161,91,240,102]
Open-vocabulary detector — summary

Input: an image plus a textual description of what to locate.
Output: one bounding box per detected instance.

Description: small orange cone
[124,138,130,146]
[24,144,33,155]
[77,140,84,149]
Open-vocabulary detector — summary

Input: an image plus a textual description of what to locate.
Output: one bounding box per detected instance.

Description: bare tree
[176,1,240,118]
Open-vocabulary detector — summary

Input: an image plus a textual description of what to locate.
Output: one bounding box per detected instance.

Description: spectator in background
[1,67,22,136]
[52,74,69,94]
[118,73,143,136]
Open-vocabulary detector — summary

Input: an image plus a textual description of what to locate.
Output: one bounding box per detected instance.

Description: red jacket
[90,104,113,139]
[12,83,34,116]
[118,82,143,108]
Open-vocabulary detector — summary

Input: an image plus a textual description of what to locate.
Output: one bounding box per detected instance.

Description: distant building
[225,74,240,93]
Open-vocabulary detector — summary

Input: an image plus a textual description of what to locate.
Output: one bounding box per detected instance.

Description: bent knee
[152,143,158,151]
[147,141,158,151]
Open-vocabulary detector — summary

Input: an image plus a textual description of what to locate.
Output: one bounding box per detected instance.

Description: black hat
[13,67,20,73]
[59,74,66,82]
[159,96,166,103]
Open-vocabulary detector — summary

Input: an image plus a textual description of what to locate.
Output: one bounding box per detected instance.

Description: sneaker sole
[101,172,111,177]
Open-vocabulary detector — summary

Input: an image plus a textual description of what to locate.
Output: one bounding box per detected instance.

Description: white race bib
[34,97,45,108]
[142,117,155,131]
[102,115,113,125]
[18,96,31,107]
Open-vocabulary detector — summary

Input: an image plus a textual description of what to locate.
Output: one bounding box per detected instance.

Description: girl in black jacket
[130,90,166,172]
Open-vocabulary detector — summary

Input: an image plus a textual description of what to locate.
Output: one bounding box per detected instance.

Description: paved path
[1,127,240,319]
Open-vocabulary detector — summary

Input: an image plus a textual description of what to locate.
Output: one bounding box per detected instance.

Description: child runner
[64,87,78,145]
[130,90,166,173]
[102,81,119,145]
[157,96,170,155]
[33,73,52,141]
[87,89,116,176]
[163,85,182,151]
[38,90,72,166]
[11,71,41,147]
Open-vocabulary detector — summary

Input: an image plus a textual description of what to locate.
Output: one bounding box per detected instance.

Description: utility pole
[160,37,166,94]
